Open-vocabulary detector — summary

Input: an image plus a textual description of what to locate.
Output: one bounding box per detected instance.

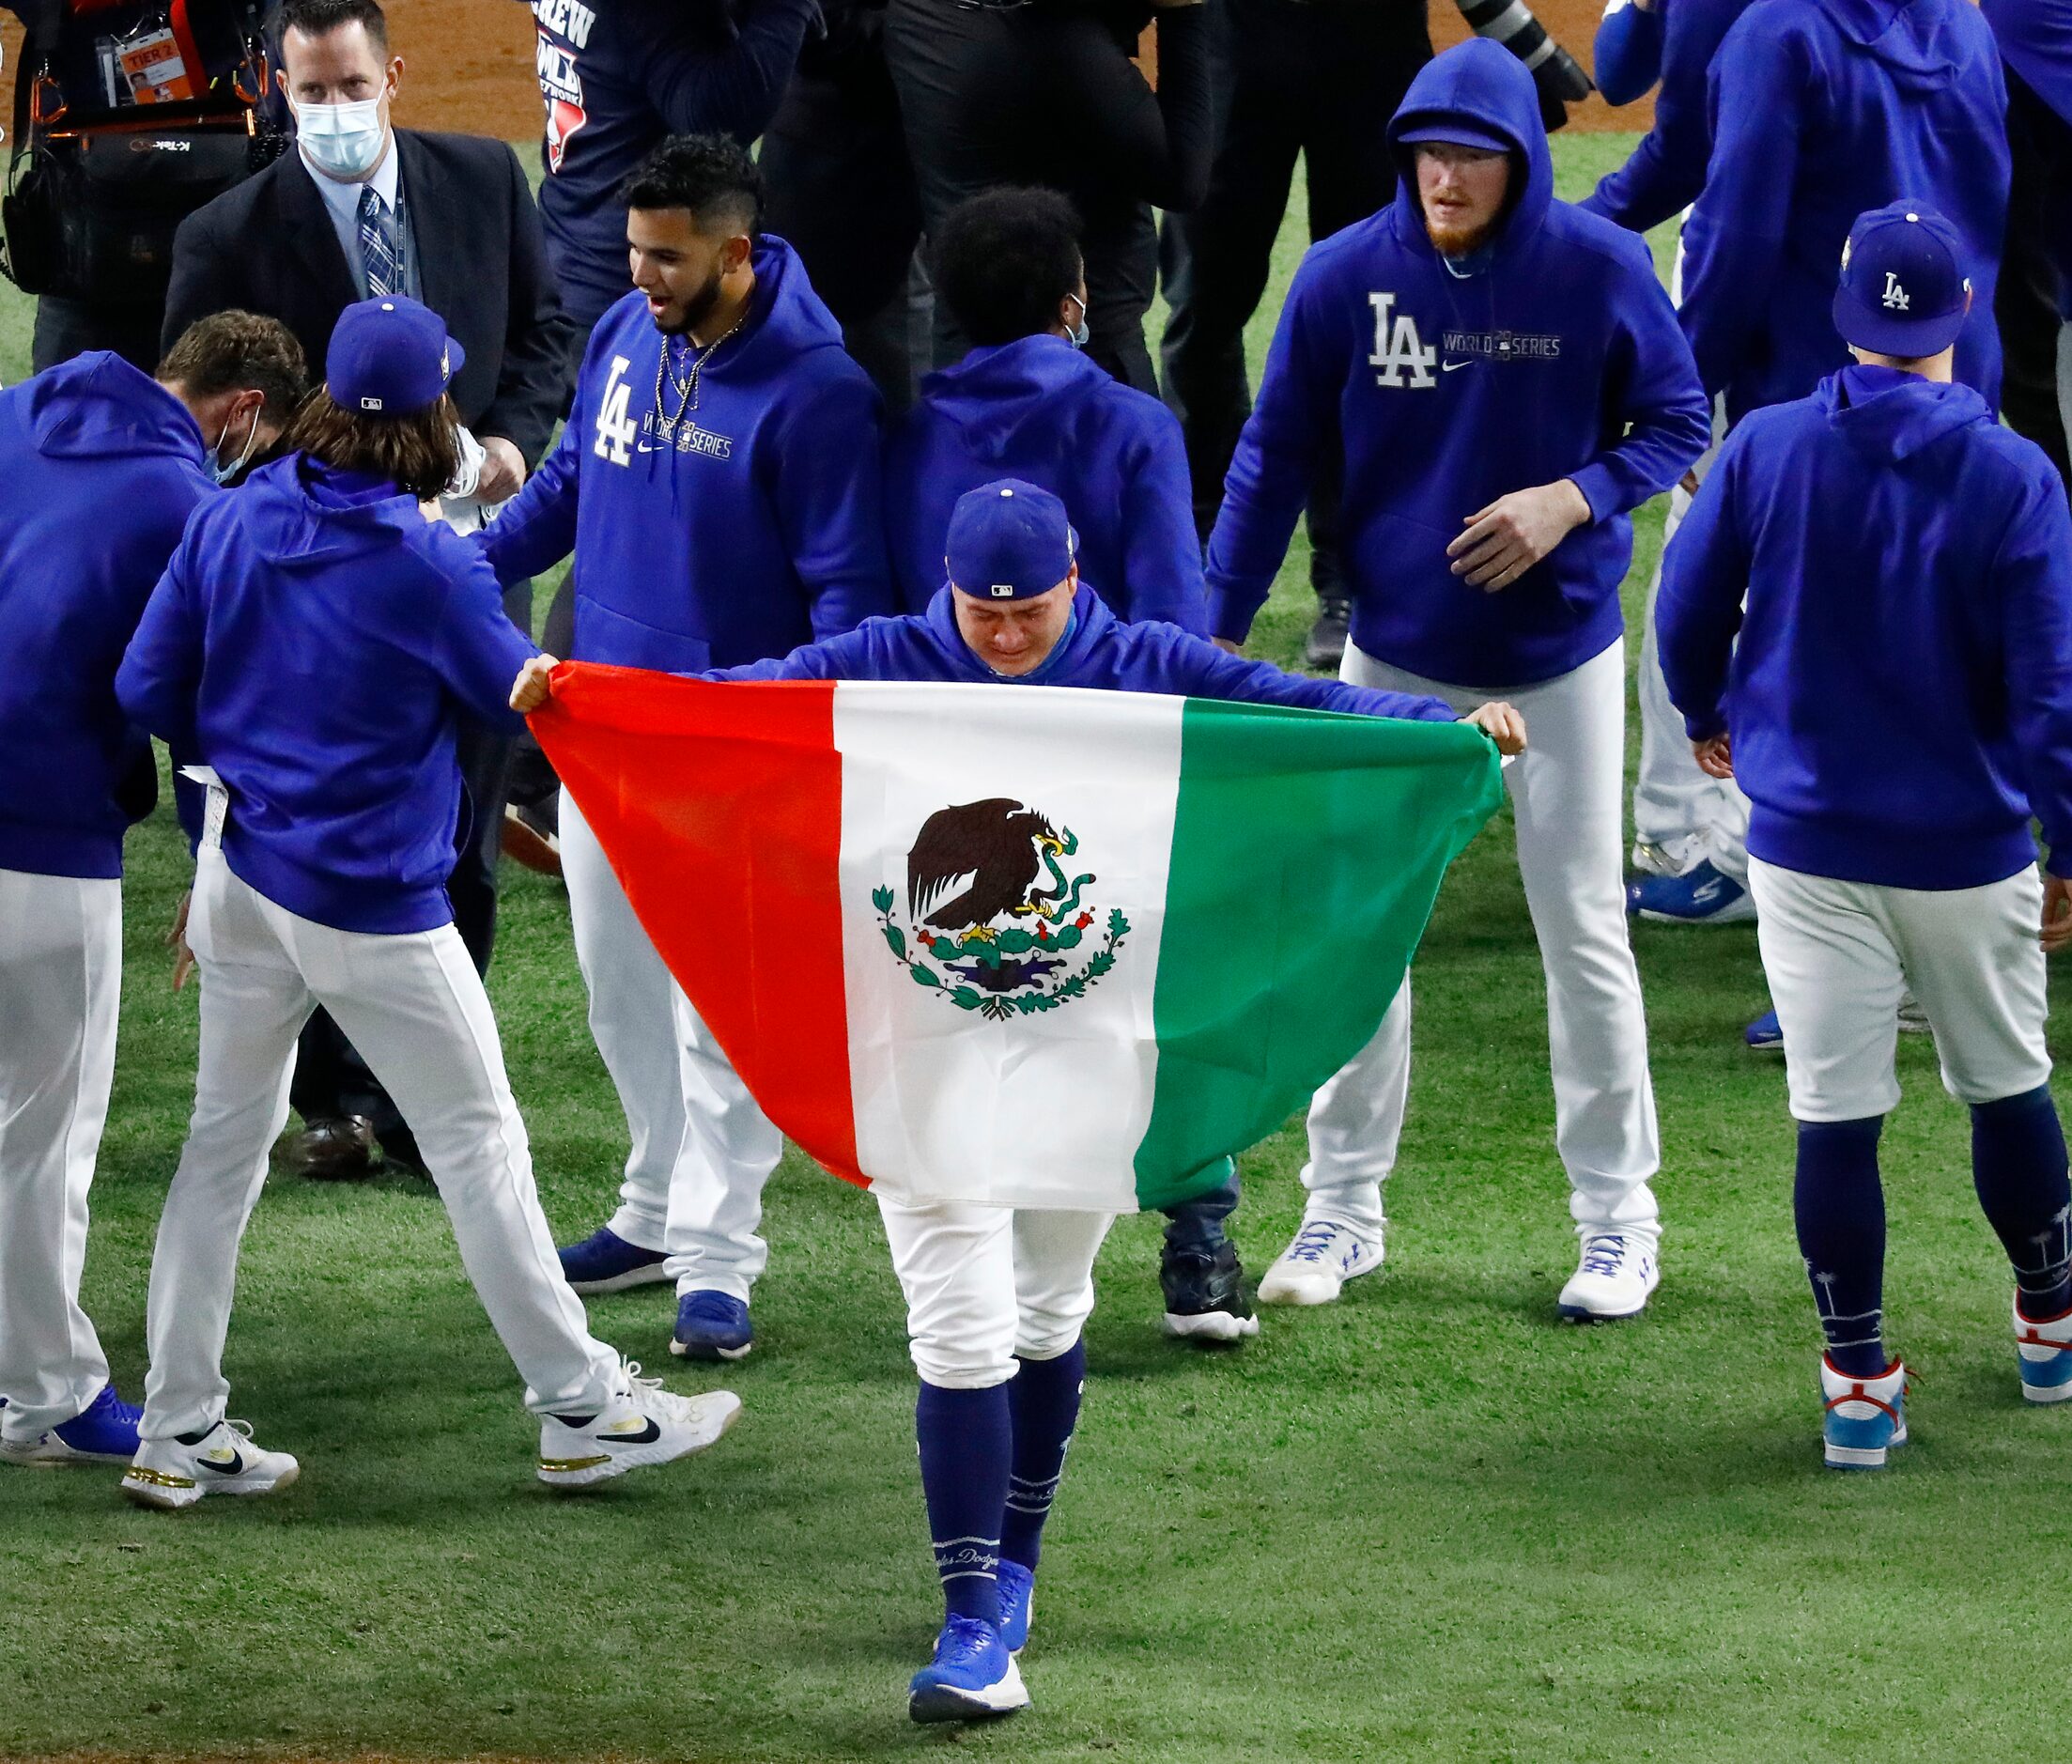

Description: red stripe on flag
[531,663,863,1186]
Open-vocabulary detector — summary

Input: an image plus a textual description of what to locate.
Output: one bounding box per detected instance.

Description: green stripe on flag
[1133,701,1505,1212]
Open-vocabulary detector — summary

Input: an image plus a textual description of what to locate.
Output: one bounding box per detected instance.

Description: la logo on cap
[1881,272,1910,311]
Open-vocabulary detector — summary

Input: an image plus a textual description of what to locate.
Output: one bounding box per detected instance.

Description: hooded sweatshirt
[1583,0,1760,235]
[482,235,897,672]
[1658,364,2072,890]
[0,353,215,879]
[1678,0,2009,425]
[117,456,538,935]
[885,333,1207,630]
[1205,39,1710,689]
[712,582,1456,725]
[1984,0,2072,128]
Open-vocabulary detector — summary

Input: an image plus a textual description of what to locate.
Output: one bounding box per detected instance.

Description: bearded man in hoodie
[480,133,896,1367]
[1207,39,1710,1323]
[0,313,306,1472]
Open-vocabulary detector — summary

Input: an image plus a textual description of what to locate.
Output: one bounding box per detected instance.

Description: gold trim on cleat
[537,1454,611,1473]
[123,1467,197,1489]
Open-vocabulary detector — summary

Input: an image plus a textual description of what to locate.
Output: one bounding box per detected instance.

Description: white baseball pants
[1301,640,1662,1238]
[560,791,783,1301]
[876,1193,1112,1389]
[141,846,622,1440]
[1749,858,2052,1123]
[0,868,119,1442]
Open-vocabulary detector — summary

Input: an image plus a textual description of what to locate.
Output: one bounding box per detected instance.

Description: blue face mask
[1062,292,1090,350]
[210,406,260,486]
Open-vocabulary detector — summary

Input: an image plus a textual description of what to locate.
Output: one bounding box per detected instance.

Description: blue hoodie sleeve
[1675,13,1804,400]
[1594,0,1665,106]
[425,533,542,735]
[1154,630,1457,722]
[768,366,900,640]
[1569,242,1712,521]
[1654,434,1748,740]
[1582,0,1733,232]
[1203,251,1337,643]
[643,0,820,142]
[1120,411,1210,636]
[115,548,203,755]
[1995,463,2072,876]
[480,413,582,587]
[703,625,879,682]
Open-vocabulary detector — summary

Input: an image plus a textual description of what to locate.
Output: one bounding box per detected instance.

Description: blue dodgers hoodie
[713,582,1458,725]
[1678,0,2009,424]
[1206,40,1710,689]
[1658,364,2072,890]
[1985,0,2072,126]
[117,456,538,935]
[885,333,1208,632]
[1582,0,1758,235]
[0,353,214,879]
[482,235,897,672]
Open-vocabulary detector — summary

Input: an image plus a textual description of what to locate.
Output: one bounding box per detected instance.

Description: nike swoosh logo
[198,1448,246,1476]
[600,1417,661,1445]
[1441,360,1472,372]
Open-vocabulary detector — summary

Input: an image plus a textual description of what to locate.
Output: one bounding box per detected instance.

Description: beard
[657,266,726,335]
[1424,211,1499,258]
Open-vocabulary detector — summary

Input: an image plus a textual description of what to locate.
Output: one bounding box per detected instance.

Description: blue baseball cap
[1832,202,1972,359]
[325,296,465,416]
[1396,118,1514,156]
[945,479,1077,600]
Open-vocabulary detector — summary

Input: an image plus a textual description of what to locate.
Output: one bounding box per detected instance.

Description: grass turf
[6,132,2072,1762]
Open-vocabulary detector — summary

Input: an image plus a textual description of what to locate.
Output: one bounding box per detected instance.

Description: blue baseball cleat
[1627,859,1756,924]
[558,1227,672,1295]
[907,1616,1028,1724]
[1746,1009,1784,1051]
[0,1383,142,1466]
[996,1558,1035,1654]
[672,1290,753,1362]
[2014,1295,2072,1403]
[1820,1356,1908,1470]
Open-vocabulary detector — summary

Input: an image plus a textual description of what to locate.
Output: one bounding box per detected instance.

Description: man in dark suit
[162,0,576,1180]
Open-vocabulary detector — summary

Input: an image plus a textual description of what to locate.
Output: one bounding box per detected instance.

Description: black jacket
[162,128,575,462]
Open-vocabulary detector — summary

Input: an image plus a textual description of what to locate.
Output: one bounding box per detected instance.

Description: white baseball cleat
[1556,1232,1660,1321]
[536,1361,741,1490]
[120,1419,301,1511]
[1258,1217,1384,1307]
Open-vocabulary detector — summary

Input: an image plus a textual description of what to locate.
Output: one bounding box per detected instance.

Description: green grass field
[7,134,2072,1763]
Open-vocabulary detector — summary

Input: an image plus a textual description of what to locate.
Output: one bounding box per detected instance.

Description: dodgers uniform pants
[1749,859,2051,1122]
[141,847,622,1440]
[561,791,784,1301]
[0,868,119,1442]
[1301,640,1662,1238]
[876,1193,1112,1389]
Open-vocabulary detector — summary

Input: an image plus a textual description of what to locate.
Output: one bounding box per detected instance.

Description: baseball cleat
[120,1419,300,1510]
[672,1290,754,1361]
[536,1360,740,1490]
[0,1384,142,1466]
[1258,1216,1384,1307]
[907,1617,1028,1725]
[1631,836,1708,878]
[1745,1009,1784,1052]
[2013,1294,2072,1403]
[1160,1242,1260,1341]
[1627,859,1756,924]
[1820,1355,1908,1469]
[1556,1231,1660,1321]
[558,1226,672,1295]
[996,1558,1035,1655]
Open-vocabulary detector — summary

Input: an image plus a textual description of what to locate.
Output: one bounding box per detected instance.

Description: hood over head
[1815,0,1977,87]
[27,350,206,464]
[1821,362,1992,463]
[1386,39,1554,259]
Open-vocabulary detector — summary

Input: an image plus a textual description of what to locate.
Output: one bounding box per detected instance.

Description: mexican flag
[533,667,1503,1214]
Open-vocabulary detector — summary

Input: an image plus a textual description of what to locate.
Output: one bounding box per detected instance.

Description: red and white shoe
[2014,1294,2072,1404]
[1820,1356,1908,1470]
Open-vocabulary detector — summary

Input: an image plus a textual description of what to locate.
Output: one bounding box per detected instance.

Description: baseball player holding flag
[1659,206,2072,1468]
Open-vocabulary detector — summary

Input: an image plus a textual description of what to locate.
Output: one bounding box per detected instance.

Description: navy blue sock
[1795,1116,1889,1378]
[1971,1085,2072,1321]
[915,1381,1011,1626]
[1001,1341,1086,1571]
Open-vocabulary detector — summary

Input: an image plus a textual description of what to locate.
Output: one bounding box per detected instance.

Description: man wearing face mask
[0,312,304,1472]
[161,0,577,1181]
[480,133,895,1366]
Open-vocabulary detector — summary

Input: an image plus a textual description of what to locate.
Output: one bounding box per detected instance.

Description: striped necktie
[357,185,399,300]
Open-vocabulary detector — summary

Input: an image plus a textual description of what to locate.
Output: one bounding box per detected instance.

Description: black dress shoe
[1304,596,1352,672]
[1159,1242,1260,1344]
[283,1116,377,1181]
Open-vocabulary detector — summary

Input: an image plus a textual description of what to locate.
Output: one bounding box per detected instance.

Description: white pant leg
[0,869,119,1440]
[292,899,622,1416]
[877,1193,1111,1387]
[143,852,315,1441]
[1296,983,1406,1238]
[561,790,782,1299]
[1341,642,1662,1236]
